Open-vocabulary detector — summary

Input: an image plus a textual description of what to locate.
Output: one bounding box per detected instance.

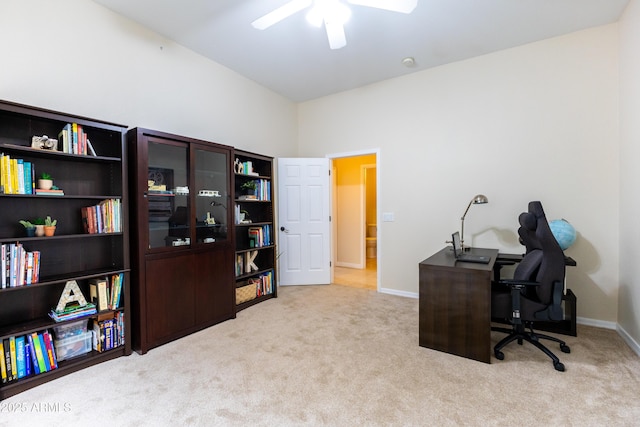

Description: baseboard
[335,261,363,269]
[616,324,640,357]
[379,288,418,299]
[576,316,617,330]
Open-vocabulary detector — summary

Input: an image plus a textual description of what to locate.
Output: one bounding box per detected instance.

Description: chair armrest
[498,279,540,288]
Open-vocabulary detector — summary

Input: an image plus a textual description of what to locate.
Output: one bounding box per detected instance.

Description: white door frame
[362,163,376,267]
[326,149,380,292]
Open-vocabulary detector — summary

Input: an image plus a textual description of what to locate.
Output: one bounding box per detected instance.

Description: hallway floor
[333,258,377,290]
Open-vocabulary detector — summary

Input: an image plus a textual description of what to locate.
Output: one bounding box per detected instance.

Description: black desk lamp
[460,194,488,250]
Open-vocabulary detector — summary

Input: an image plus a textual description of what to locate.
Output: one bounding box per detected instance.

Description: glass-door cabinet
[193,146,229,244]
[132,133,231,251]
[147,138,189,249]
[127,128,235,354]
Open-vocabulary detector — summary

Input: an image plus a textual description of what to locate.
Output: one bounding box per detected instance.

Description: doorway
[329,151,379,291]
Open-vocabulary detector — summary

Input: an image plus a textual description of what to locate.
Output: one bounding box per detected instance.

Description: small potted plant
[38,172,53,190]
[19,220,36,237]
[44,215,57,237]
[240,181,256,195]
[239,210,251,224]
[33,217,45,237]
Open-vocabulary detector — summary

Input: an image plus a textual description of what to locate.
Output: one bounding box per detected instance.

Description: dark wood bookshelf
[233,150,277,311]
[0,99,131,399]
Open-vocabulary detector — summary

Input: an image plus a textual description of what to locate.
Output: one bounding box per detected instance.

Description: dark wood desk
[419,247,499,363]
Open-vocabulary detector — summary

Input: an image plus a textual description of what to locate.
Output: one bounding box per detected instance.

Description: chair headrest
[519,212,537,231]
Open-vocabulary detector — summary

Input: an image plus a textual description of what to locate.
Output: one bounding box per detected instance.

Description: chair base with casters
[492,322,571,371]
[491,276,571,371]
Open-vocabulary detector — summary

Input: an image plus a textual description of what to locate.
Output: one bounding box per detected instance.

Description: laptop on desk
[451,231,491,264]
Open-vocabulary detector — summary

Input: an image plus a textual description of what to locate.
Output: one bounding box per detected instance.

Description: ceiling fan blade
[347,0,417,14]
[324,19,347,50]
[252,0,313,30]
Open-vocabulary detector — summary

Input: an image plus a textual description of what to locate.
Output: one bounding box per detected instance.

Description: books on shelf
[49,302,97,322]
[248,225,272,248]
[237,179,270,201]
[0,153,36,195]
[1,330,58,384]
[92,312,125,353]
[241,270,274,299]
[35,188,64,196]
[88,273,124,312]
[256,270,274,296]
[58,122,96,156]
[1,243,41,288]
[234,158,260,176]
[81,199,122,234]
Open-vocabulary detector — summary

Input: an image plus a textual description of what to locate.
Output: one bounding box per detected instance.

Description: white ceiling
[93,0,629,102]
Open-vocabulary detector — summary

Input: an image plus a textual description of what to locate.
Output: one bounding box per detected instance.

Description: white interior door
[277,158,331,285]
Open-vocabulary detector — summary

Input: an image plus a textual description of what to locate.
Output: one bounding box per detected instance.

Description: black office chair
[491,201,571,371]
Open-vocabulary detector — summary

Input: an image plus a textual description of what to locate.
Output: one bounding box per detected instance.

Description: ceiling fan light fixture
[306,0,351,28]
[325,19,347,49]
[252,0,416,50]
[252,0,312,30]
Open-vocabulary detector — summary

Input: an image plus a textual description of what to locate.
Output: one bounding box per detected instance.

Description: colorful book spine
[15,336,26,378]
[72,123,78,154]
[10,158,18,194]
[23,161,33,194]
[38,333,50,372]
[16,159,24,194]
[31,332,47,374]
[43,331,57,370]
[27,334,40,375]
[0,340,6,383]
[24,341,32,377]
[3,338,12,381]
[1,244,6,289]
[9,336,17,380]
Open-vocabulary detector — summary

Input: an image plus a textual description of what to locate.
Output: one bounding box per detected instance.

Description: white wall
[299,25,621,323]
[618,0,640,349]
[0,0,298,157]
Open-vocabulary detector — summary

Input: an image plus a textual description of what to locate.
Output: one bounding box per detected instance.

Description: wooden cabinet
[127,128,235,354]
[233,150,277,311]
[0,100,131,399]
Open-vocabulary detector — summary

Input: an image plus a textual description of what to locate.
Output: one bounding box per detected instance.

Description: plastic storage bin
[54,331,93,361]
[52,318,89,340]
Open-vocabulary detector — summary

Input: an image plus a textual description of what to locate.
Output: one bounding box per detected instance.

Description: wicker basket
[236,283,256,304]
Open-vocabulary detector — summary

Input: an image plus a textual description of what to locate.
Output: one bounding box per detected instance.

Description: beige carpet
[3,284,640,426]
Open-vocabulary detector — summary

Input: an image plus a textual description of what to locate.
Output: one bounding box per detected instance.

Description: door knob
[280,226,288,233]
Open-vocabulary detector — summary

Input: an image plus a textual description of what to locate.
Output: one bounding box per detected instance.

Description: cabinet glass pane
[194,148,228,243]
[148,141,189,249]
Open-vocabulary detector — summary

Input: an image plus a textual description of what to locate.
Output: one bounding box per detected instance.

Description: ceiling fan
[251,0,418,50]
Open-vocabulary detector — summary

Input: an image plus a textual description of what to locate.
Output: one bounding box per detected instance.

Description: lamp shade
[472,194,488,205]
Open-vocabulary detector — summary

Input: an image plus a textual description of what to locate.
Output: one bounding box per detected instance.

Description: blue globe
[549,219,577,250]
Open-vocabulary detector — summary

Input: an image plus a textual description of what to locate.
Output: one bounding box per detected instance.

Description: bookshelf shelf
[233,150,277,310]
[0,143,122,163]
[0,232,124,245]
[0,99,131,399]
[0,267,130,294]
